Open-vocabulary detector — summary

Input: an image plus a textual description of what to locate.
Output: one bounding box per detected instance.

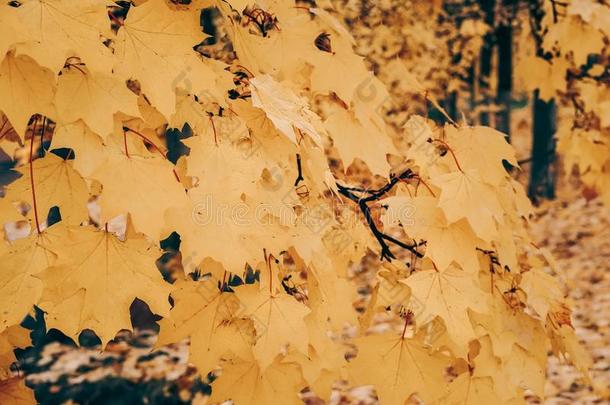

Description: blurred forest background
[1,0,609,404]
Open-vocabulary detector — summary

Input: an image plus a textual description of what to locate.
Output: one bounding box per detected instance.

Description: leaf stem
[400,311,413,339]
[107,10,123,27]
[413,175,436,197]
[263,248,272,294]
[123,130,130,158]
[208,116,218,145]
[29,117,41,234]
[123,127,181,182]
[431,139,463,173]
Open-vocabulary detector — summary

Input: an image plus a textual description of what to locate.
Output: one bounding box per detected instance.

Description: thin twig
[336,169,424,261]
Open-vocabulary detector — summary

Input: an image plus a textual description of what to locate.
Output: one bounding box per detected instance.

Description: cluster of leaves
[0,0,592,403]
[516,0,610,203]
[326,0,488,127]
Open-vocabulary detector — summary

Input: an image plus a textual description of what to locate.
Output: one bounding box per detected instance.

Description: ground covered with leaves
[16,194,610,404]
[528,196,610,404]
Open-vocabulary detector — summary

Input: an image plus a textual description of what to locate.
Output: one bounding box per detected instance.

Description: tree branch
[336,169,424,261]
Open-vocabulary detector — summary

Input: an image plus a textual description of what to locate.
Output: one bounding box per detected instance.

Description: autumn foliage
[0,0,601,404]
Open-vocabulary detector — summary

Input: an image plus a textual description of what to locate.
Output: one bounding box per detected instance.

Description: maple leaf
[6,153,89,226]
[550,324,593,380]
[220,7,318,76]
[431,169,505,242]
[445,125,518,185]
[250,74,324,146]
[167,134,312,273]
[324,107,396,176]
[515,55,569,101]
[0,52,55,139]
[402,267,490,352]
[55,66,140,139]
[307,262,358,329]
[112,0,206,117]
[235,283,310,369]
[51,122,106,178]
[309,36,371,104]
[348,332,450,404]
[543,15,605,66]
[157,278,256,373]
[209,354,306,405]
[38,226,171,345]
[0,325,30,378]
[470,295,548,361]
[165,202,292,277]
[91,142,188,239]
[441,374,502,404]
[0,224,65,333]
[520,268,564,320]
[284,312,347,400]
[558,129,610,175]
[4,0,114,74]
[467,336,530,401]
[382,196,483,272]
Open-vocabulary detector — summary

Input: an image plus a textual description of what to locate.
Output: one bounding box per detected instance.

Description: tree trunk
[479,0,496,126]
[495,0,515,138]
[528,90,557,202]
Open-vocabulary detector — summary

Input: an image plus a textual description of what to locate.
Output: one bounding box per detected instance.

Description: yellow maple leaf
[431,169,504,242]
[470,336,540,401]
[250,74,324,146]
[470,295,548,361]
[4,0,113,74]
[309,37,371,104]
[324,107,395,176]
[209,354,306,405]
[520,268,564,320]
[6,153,89,226]
[55,66,140,139]
[349,332,450,404]
[113,0,206,117]
[0,52,55,139]
[402,267,490,352]
[0,224,65,333]
[157,278,256,373]
[38,226,171,345]
[441,373,502,404]
[51,122,106,178]
[91,142,188,239]
[382,196,483,272]
[550,324,593,381]
[0,325,31,378]
[221,8,317,76]
[445,126,517,186]
[543,15,605,66]
[235,283,310,370]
